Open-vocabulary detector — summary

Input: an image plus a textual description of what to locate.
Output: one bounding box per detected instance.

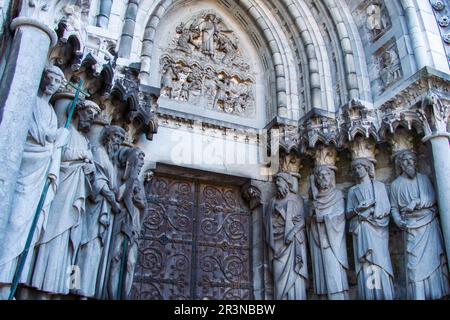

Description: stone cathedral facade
[0,0,450,301]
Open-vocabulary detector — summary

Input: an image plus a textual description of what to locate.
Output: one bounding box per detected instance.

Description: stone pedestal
[0,18,56,238]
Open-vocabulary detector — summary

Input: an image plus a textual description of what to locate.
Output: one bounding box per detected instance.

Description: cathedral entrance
[131,166,253,300]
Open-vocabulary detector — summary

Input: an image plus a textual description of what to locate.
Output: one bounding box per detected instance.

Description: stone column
[0,2,57,233]
[242,180,274,300]
[418,93,450,268]
[96,0,113,29]
[118,0,139,58]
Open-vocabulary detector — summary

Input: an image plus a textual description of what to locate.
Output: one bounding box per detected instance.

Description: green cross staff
[117,236,128,300]
[8,80,89,300]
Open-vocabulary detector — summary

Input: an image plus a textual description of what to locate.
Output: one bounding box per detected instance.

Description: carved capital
[388,128,415,159]
[280,152,301,176]
[349,136,376,162]
[418,91,450,142]
[313,145,338,170]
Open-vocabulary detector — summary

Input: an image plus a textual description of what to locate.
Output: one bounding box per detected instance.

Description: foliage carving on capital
[417,91,450,139]
[349,136,376,162]
[313,145,338,170]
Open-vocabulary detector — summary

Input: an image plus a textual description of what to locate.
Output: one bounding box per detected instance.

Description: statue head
[76,100,100,133]
[314,165,335,192]
[40,65,65,96]
[102,125,126,155]
[351,158,375,182]
[275,172,295,199]
[119,147,146,181]
[395,150,417,179]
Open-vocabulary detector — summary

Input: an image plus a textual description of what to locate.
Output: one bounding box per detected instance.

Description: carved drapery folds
[159,11,255,117]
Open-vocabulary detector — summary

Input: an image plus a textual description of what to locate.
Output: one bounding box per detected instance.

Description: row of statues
[0,65,148,300]
[267,154,450,300]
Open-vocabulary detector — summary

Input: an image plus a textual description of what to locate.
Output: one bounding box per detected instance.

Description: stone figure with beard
[390,150,450,300]
[346,158,395,300]
[30,100,100,296]
[265,172,308,300]
[107,148,147,300]
[75,125,125,298]
[309,166,349,300]
[0,65,68,299]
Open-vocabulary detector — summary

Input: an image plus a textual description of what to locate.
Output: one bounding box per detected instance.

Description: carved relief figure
[309,166,349,300]
[379,49,402,89]
[265,173,308,300]
[366,2,389,40]
[107,148,147,300]
[75,125,125,298]
[175,23,199,54]
[390,150,450,300]
[30,100,100,296]
[346,158,395,300]
[0,65,67,299]
[216,33,237,64]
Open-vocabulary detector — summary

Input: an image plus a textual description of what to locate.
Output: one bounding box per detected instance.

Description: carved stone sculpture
[30,99,100,296]
[309,165,349,300]
[107,148,147,300]
[75,125,125,298]
[379,49,402,89]
[192,13,219,59]
[366,2,389,40]
[0,65,67,299]
[265,172,308,300]
[390,150,450,300]
[346,158,395,300]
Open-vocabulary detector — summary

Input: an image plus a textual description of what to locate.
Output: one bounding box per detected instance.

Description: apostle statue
[265,172,308,300]
[0,65,68,299]
[309,165,349,300]
[30,99,100,296]
[390,150,450,300]
[107,147,147,300]
[346,158,395,300]
[75,125,125,298]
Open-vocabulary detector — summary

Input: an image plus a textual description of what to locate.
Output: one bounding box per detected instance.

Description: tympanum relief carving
[159,11,255,117]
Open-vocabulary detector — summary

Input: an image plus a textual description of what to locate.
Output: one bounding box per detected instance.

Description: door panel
[131,174,252,300]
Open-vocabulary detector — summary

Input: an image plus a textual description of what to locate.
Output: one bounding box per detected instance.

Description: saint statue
[265,172,308,300]
[309,165,349,300]
[0,65,67,299]
[346,158,395,300]
[390,150,450,300]
[107,147,147,300]
[30,99,100,296]
[75,125,125,298]
[192,14,219,59]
